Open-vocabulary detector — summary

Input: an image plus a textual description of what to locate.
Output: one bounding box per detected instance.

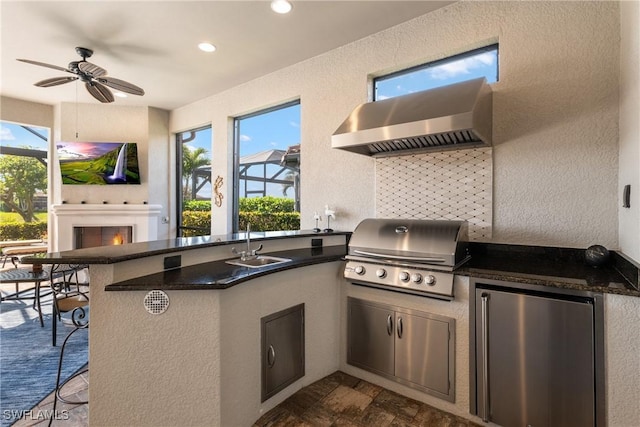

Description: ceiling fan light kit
[17,46,145,103]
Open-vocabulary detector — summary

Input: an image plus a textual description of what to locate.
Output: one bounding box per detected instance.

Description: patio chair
[49,264,89,346]
[47,289,89,427]
[0,240,46,268]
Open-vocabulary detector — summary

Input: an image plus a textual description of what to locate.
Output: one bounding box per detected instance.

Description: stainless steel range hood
[332,77,492,157]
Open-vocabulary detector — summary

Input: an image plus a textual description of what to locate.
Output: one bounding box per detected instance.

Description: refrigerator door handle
[480,292,490,423]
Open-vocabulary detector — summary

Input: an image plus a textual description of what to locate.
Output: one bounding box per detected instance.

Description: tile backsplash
[375,147,492,240]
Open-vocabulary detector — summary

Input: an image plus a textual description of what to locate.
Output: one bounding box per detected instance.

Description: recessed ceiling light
[198,42,216,53]
[271,0,292,14]
[114,92,127,98]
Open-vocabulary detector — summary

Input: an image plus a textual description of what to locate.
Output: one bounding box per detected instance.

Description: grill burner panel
[344,261,454,300]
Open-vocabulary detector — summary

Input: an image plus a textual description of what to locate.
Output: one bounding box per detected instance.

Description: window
[0,121,49,239]
[176,126,212,237]
[233,101,301,232]
[374,45,499,101]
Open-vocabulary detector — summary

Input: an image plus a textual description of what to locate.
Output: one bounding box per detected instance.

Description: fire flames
[113,233,125,245]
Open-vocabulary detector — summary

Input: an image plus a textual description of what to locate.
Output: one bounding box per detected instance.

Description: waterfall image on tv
[57,142,141,185]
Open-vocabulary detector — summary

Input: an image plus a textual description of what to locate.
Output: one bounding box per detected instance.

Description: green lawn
[0,212,48,223]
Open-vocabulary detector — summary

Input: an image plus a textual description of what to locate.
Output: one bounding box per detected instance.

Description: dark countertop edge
[105,246,347,292]
[456,268,640,297]
[22,230,351,265]
[462,242,640,297]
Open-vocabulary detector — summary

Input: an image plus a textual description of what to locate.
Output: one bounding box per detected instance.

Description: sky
[375,48,498,100]
[0,122,49,150]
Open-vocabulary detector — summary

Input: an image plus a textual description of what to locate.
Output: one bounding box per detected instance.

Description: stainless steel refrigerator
[469,278,605,427]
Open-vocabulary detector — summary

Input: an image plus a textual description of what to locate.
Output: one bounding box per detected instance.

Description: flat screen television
[57,142,141,185]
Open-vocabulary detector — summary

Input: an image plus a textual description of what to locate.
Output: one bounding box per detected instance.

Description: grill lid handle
[352,249,446,263]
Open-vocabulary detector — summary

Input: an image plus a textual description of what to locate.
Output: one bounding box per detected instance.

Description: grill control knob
[376,268,387,279]
[411,273,423,283]
[425,274,436,285]
[399,271,410,282]
[354,265,366,275]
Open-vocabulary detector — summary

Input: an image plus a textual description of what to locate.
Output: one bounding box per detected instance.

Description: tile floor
[11,369,88,427]
[254,371,480,427]
[13,370,479,427]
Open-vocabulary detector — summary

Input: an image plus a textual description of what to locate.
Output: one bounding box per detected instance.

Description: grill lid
[348,218,469,267]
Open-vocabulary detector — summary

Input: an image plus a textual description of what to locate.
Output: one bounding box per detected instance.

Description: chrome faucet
[232,223,263,261]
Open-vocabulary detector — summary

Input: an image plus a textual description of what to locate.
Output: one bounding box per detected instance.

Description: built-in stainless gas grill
[344,219,470,300]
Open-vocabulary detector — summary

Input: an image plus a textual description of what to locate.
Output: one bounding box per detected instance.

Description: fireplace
[51,203,162,252]
[74,226,133,249]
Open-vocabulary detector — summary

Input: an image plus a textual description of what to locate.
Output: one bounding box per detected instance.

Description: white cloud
[240,134,251,142]
[289,121,299,128]
[0,127,15,141]
[429,52,496,80]
[270,142,278,147]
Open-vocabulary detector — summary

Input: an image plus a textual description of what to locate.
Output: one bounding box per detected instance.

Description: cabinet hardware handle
[480,292,490,423]
[397,316,403,339]
[386,315,393,336]
[267,345,276,368]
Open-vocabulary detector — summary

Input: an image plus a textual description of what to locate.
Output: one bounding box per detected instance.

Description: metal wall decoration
[214,175,224,207]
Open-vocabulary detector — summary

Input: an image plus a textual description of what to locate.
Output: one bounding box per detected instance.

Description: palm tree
[182,146,210,200]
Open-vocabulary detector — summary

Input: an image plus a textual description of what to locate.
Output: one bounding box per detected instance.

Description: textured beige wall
[608,9,640,425]
[219,262,343,426]
[606,293,640,426]
[0,95,53,129]
[171,1,621,251]
[618,0,640,262]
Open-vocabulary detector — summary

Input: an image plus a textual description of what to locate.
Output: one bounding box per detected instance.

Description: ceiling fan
[17,46,145,103]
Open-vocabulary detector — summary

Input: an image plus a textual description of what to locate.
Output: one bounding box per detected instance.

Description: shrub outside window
[176,126,212,237]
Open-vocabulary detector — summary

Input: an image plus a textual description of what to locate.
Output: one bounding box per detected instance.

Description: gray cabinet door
[262,304,305,402]
[476,288,595,427]
[394,310,450,396]
[347,299,395,377]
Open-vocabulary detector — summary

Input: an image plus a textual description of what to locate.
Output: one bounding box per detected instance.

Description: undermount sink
[225,255,291,269]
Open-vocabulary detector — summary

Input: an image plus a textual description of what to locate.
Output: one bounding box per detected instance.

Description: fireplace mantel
[51,203,162,252]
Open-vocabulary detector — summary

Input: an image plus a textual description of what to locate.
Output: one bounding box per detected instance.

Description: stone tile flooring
[11,368,88,427]
[13,370,478,426]
[254,371,480,427]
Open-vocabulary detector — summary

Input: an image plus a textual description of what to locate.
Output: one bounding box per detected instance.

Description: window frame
[232,100,301,233]
[373,44,499,101]
[175,125,212,237]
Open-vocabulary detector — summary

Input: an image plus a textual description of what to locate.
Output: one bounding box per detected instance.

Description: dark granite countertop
[458,243,640,297]
[22,230,350,265]
[106,245,347,291]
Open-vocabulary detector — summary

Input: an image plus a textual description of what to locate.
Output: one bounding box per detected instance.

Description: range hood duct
[332,77,492,157]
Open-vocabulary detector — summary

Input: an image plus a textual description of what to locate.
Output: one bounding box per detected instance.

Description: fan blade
[78,61,107,78]
[17,59,73,74]
[35,76,79,87]
[85,81,114,103]
[97,77,145,96]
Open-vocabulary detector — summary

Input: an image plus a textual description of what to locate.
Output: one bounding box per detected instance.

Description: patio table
[0,267,51,327]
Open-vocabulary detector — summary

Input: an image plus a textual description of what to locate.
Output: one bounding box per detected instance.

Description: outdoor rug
[0,289,88,427]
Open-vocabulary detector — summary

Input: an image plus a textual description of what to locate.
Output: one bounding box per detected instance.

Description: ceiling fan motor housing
[75,47,93,60]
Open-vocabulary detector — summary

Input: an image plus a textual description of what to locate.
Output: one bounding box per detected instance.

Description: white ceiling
[1,1,453,111]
